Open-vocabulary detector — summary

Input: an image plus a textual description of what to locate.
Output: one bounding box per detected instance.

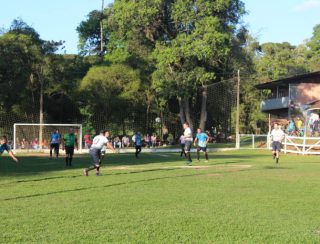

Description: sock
[197,151,200,160]
[205,153,208,160]
[65,157,68,165]
[69,157,73,165]
[187,152,191,162]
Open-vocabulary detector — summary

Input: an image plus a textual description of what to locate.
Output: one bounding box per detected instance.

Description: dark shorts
[184,141,192,152]
[90,148,101,165]
[180,144,185,149]
[65,146,74,156]
[197,146,207,152]
[135,145,142,150]
[50,143,59,151]
[272,141,282,152]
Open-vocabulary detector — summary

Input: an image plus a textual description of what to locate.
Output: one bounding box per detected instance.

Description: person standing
[183,122,193,165]
[270,123,285,166]
[50,129,61,159]
[194,128,209,162]
[62,128,78,166]
[134,131,142,158]
[0,136,18,163]
[84,130,116,176]
[83,131,92,149]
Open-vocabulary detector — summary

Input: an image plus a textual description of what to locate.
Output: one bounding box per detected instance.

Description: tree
[77,10,109,55]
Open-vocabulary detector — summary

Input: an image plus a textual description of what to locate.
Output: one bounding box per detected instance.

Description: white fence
[239,134,320,155]
[283,135,320,155]
[239,134,270,150]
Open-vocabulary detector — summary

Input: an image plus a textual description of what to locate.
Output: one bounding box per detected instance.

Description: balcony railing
[261,97,289,112]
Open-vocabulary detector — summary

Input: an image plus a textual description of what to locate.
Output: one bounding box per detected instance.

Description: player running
[194,128,209,162]
[50,129,61,159]
[179,134,186,157]
[0,136,18,163]
[183,122,193,165]
[83,130,116,176]
[270,123,285,166]
[62,128,78,167]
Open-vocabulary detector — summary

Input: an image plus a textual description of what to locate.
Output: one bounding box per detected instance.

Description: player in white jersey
[270,123,285,166]
[83,130,116,176]
[183,122,193,165]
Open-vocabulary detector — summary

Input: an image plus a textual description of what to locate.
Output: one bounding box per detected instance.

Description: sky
[1,0,320,54]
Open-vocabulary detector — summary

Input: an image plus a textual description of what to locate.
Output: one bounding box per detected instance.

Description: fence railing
[239,134,270,149]
[239,134,320,155]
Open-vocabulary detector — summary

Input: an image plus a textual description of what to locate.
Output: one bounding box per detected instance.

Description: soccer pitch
[1,150,320,243]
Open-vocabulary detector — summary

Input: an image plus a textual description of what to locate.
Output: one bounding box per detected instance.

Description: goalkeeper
[84,130,116,176]
[0,136,18,163]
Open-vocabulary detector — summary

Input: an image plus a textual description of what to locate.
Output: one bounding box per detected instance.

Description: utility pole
[236,69,240,149]
[100,0,104,55]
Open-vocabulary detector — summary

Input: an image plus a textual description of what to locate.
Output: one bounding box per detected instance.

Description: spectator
[287,119,295,136]
[122,135,130,148]
[84,131,92,149]
[151,134,157,147]
[144,134,151,148]
[113,136,121,148]
[312,118,320,137]
[32,138,40,150]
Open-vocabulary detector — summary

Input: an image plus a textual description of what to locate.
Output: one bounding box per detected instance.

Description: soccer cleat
[272,154,276,160]
[96,172,101,176]
[83,169,88,176]
[276,158,279,164]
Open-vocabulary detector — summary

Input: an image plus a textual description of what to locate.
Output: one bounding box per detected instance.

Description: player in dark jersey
[0,136,18,163]
[50,129,61,159]
[62,128,78,166]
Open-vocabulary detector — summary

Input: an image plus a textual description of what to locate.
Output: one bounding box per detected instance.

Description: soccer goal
[13,123,82,153]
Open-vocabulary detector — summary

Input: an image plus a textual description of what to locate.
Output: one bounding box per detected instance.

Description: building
[256,71,320,119]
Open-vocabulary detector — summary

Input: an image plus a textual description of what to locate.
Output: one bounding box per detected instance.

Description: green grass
[1,150,320,243]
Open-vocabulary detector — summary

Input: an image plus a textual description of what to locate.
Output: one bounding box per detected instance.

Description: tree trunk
[184,98,193,131]
[199,86,207,130]
[178,97,186,125]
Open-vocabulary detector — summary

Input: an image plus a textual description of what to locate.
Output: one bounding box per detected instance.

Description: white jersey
[180,135,186,144]
[271,129,285,142]
[184,127,193,141]
[91,135,109,150]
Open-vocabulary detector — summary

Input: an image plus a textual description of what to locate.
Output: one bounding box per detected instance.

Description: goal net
[13,123,82,152]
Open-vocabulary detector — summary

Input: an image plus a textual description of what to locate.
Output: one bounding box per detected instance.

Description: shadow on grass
[0,152,258,177]
[1,166,252,201]
[0,167,182,186]
[263,166,293,170]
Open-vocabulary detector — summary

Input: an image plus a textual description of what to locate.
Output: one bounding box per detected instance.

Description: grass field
[1,150,320,243]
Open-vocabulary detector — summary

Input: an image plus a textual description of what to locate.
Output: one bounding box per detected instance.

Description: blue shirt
[0,143,10,155]
[51,132,60,144]
[196,133,208,148]
[135,134,141,146]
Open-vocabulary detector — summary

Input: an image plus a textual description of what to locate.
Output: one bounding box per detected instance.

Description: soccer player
[183,122,193,165]
[0,136,18,162]
[134,131,142,158]
[62,128,78,166]
[270,123,285,166]
[179,134,186,157]
[194,128,209,162]
[84,130,116,176]
[50,129,61,159]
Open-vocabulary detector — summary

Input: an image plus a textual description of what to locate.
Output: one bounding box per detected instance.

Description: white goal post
[13,123,82,153]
